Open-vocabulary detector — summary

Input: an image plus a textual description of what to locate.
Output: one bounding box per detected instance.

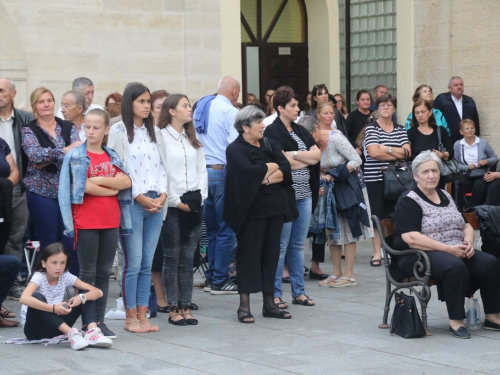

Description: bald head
[217,76,240,105]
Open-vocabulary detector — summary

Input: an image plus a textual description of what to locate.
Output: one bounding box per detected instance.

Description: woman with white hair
[393,150,500,339]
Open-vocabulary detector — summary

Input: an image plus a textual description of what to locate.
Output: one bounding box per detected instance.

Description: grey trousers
[5,185,29,261]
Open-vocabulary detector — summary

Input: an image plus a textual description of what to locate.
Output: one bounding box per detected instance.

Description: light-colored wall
[396,0,414,125]
[306,0,340,93]
[0,0,226,106]
[413,0,500,151]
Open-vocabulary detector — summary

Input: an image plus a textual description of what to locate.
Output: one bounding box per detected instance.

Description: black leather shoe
[484,319,500,331]
[449,325,470,339]
[309,270,330,280]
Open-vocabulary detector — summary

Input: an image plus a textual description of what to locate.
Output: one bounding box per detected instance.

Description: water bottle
[465,297,481,330]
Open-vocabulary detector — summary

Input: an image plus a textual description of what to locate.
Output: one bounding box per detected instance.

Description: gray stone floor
[1,238,499,374]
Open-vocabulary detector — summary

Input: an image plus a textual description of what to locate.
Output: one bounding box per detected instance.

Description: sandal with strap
[370,258,382,267]
[274,297,289,309]
[137,313,159,332]
[168,307,187,326]
[181,308,198,325]
[262,305,292,319]
[124,314,146,333]
[1,306,16,319]
[330,277,357,288]
[237,308,255,323]
[292,295,315,306]
[318,276,338,287]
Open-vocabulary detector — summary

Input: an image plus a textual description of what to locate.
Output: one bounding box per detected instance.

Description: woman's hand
[177,202,191,212]
[463,240,475,259]
[54,302,72,315]
[432,149,444,159]
[446,244,467,258]
[68,295,82,308]
[324,174,334,183]
[484,171,500,182]
[318,187,324,196]
[136,194,165,213]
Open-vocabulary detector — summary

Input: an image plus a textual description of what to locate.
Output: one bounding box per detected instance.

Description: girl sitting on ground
[19,243,113,350]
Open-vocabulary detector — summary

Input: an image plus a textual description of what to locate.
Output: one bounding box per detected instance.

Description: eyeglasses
[378,103,394,108]
[462,127,475,131]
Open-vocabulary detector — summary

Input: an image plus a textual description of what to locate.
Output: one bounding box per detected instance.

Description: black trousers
[236,215,284,294]
[398,250,500,320]
[311,233,325,263]
[24,292,97,340]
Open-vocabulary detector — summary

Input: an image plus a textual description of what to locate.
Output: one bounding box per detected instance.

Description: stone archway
[0,2,28,102]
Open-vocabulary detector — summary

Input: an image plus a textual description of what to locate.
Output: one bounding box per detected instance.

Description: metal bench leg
[420,302,432,336]
[379,277,392,329]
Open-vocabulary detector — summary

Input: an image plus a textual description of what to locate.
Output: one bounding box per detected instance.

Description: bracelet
[266,178,270,185]
[52,304,55,314]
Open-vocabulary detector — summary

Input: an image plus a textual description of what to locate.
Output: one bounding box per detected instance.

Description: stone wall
[0,0,223,106]
[413,0,500,151]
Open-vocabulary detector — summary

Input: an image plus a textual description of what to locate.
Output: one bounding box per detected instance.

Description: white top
[78,125,86,142]
[451,95,463,119]
[0,110,16,163]
[21,271,77,326]
[56,103,103,120]
[460,136,480,166]
[161,125,208,207]
[127,124,168,199]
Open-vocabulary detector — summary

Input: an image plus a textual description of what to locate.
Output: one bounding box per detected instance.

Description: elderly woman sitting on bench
[393,150,500,339]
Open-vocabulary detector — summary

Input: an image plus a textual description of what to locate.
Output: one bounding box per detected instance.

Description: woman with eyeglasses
[363,94,411,267]
[333,93,348,119]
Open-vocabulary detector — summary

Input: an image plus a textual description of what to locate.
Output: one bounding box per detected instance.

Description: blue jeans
[26,191,78,277]
[0,255,21,305]
[204,167,236,285]
[121,192,164,308]
[274,196,312,298]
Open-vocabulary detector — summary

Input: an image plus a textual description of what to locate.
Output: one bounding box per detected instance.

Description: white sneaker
[84,327,113,348]
[68,328,88,351]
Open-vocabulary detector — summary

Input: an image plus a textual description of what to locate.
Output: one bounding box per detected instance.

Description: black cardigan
[264,116,320,213]
[223,135,293,235]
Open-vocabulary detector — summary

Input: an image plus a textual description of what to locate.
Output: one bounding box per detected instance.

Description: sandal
[274,297,289,309]
[168,306,187,326]
[1,306,16,319]
[262,305,292,319]
[370,258,382,267]
[330,277,357,288]
[124,314,146,333]
[292,295,315,306]
[237,308,255,323]
[137,307,160,332]
[318,276,338,287]
[181,308,198,325]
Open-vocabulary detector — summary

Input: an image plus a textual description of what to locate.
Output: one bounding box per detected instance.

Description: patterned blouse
[290,131,311,200]
[22,122,79,199]
[321,130,362,171]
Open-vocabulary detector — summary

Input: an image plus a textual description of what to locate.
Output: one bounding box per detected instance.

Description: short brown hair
[273,86,299,113]
[460,118,475,130]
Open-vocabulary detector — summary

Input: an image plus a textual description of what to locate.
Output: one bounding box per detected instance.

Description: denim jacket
[309,180,339,242]
[58,142,133,237]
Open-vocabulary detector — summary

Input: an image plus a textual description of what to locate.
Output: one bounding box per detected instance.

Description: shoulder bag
[390,291,426,339]
[383,148,414,200]
[462,144,488,180]
[437,127,461,183]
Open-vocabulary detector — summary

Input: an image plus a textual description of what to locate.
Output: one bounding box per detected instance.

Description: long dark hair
[121,83,156,143]
[310,84,328,110]
[28,243,69,283]
[157,94,202,149]
[411,99,436,128]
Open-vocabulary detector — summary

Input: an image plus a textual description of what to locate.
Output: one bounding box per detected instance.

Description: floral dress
[321,130,374,245]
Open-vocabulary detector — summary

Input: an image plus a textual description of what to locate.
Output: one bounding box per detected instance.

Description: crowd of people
[0,73,500,349]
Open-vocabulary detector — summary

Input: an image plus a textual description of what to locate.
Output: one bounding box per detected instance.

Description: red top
[72,151,122,230]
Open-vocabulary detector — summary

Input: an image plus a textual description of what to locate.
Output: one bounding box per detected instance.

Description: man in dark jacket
[433,76,480,145]
[0,77,33,300]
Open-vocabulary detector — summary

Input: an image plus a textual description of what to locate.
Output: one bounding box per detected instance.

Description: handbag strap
[262,137,272,152]
[436,126,445,153]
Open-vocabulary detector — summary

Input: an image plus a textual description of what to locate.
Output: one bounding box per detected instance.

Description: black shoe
[168,307,188,326]
[483,319,500,331]
[303,266,309,276]
[449,325,470,339]
[97,321,117,339]
[157,305,170,313]
[262,305,292,319]
[177,302,198,311]
[210,280,238,295]
[203,279,212,293]
[309,270,330,280]
[282,276,291,284]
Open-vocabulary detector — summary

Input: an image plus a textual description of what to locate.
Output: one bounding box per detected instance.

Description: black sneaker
[203,279,212,293]
[7,285,23,301]
[210,280,238,295]
[97,321,117,339]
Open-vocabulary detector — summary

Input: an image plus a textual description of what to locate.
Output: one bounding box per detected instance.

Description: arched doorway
[240,0,308,108]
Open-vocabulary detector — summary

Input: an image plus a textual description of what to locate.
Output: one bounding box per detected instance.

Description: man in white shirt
[0,77,33,299]
[56,77,103,120]
[434,76,480,145]
[60,91,87,141]
[196,76,240,295]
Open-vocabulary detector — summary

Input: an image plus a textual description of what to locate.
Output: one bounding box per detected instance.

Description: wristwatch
[388,147,393,154]
[79,293,87,305]
[293,151,298,160]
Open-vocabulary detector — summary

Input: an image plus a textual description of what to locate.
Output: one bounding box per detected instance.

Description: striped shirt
[363,122,410,182]
[290,131,312,200]
[21,271,77,326]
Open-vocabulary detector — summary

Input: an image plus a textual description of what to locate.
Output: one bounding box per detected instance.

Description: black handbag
[437,127,461,183]
[390,291,426,339]
[383,148,414,200]
[461,144,488,180]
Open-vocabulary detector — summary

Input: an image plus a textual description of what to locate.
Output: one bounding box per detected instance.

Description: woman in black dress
[224,105,292,323]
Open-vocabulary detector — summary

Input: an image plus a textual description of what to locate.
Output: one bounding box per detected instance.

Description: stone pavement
[1,238,500,374]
